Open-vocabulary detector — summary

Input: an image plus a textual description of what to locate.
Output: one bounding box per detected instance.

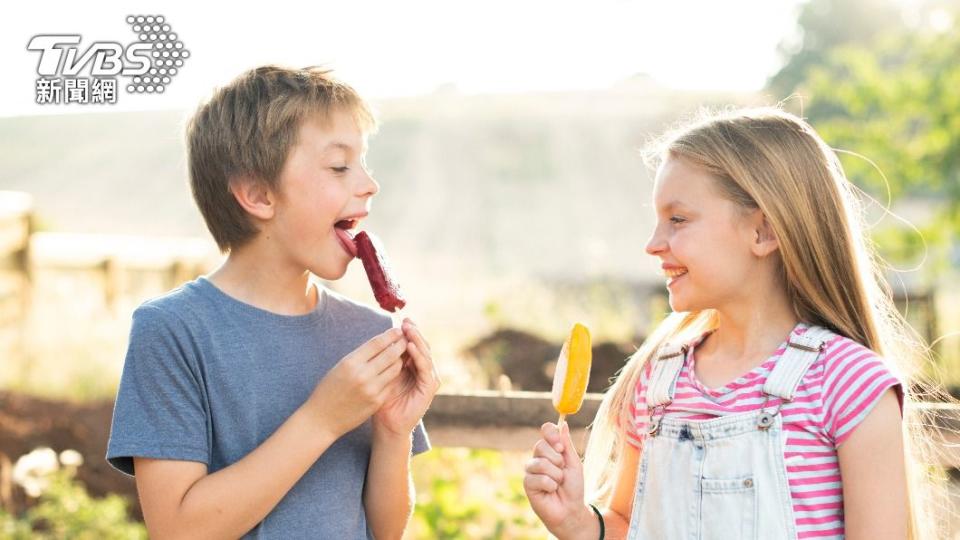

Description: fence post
[101,257,121,312]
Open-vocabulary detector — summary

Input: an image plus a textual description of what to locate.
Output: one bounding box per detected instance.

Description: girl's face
[645,156,767,313]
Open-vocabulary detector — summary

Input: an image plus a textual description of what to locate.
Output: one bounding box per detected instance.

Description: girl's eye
[331,166,349,174]
[669,216,686,224]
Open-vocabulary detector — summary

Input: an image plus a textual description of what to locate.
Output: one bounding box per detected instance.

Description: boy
[106,65,440,539]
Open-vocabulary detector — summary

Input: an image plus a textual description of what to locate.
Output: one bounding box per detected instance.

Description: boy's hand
[305,328,409,439]
[373,318,441,437]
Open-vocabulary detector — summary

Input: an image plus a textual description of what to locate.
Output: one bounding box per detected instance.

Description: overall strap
[646,341,688,409]
[762,324,837,401]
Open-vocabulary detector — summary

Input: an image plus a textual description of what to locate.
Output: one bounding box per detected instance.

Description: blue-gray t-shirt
[106,276,430,539]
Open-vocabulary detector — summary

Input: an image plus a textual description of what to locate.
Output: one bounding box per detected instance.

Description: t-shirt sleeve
[820,340,902,448]
[625,361,653,450]
[412,420,431,456]
[106,305,209,476]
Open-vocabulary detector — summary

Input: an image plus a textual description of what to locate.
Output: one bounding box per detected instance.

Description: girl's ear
[228,176,276,221]
[750,211,780,258]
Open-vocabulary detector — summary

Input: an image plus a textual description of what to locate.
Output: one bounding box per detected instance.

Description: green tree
[798,25,960,269]
[768,0,904,97]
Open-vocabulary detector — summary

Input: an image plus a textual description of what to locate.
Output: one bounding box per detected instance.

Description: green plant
[2,448,146,539]
[409,448,544,539]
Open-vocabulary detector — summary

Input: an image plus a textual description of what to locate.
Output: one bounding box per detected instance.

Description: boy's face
[644,156,761,313]
[270,109,379,280]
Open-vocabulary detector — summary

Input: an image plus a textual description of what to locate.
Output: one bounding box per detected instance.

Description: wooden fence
[424,391,960,466]
[2,190,957,463]
[0,192,32,330]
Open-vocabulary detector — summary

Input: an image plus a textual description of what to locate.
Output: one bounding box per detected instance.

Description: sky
[1,0,805,117]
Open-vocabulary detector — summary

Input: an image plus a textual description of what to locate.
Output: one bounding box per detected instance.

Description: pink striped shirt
[627,325,903,539]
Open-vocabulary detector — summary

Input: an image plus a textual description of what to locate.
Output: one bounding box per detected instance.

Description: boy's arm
[364,319,440,540]
[363,425,416,540]
[136,407,337,539]
[134,328,409,539]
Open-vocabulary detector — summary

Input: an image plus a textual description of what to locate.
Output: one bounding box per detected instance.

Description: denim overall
[626,325,836,540]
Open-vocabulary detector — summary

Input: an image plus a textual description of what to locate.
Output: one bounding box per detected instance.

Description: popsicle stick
[558,413,567,426]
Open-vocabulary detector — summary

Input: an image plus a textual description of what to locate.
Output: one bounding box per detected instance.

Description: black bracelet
[588,503,605,540]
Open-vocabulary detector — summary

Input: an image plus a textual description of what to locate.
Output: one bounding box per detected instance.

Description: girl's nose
[645,230,666,256]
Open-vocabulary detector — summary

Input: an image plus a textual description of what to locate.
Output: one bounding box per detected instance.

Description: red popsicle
[353,231,406,312]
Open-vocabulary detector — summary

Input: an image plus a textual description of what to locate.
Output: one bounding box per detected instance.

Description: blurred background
[2,0,960,537]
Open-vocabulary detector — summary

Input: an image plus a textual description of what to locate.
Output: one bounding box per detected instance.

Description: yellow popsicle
[552,323,592,425]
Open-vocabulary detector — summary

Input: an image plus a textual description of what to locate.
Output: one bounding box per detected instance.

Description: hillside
[0,83,756,285]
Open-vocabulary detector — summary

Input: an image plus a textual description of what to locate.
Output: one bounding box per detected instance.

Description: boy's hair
[185,65,377,253]
[582,107,948,539]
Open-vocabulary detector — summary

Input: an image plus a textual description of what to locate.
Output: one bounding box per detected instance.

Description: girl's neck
[699,292,799,368]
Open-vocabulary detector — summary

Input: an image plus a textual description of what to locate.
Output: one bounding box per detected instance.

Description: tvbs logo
[27,36,152,77]
[27,15,189,105]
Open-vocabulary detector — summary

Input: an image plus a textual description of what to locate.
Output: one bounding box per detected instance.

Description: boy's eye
[331,166,349,174]
[669,216,686,224]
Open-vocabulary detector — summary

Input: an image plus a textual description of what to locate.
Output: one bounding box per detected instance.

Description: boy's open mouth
[334,219,359,257]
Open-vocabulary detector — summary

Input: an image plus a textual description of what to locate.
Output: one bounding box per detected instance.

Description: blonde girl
[524,108,944,539]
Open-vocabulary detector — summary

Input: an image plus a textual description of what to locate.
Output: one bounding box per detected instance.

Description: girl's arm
[836,388,908,539]
[603,442,641,538]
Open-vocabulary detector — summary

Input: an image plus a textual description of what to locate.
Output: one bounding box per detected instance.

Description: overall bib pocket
[700,475,757,540]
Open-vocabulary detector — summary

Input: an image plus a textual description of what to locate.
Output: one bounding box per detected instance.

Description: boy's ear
[228,176,276,220]
[750,211,779,258]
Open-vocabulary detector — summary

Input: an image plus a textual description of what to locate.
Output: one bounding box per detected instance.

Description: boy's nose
[360,170,380,197]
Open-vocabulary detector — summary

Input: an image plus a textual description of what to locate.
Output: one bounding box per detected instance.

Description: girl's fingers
[525,457,564,485]
[541,422,565,454]
[532,439,565,468]
[524,473,559,494]
[559,422,581,467]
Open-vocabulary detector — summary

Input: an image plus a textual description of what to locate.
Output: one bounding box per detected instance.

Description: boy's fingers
[352,328,404,363]
[402,319,431,353]
[405,341,437,386]
[369,338,408,376]
[374,357,405,390]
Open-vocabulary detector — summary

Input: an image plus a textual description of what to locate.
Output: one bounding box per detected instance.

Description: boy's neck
[206,246,318,317]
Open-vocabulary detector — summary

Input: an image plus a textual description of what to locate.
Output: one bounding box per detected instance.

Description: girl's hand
[524,422,595,538]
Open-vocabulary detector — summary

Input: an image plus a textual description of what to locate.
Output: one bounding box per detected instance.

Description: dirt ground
[0,391,141,519]
[463,328,639,392]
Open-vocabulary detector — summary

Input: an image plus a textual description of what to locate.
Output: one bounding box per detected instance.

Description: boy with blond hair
[107,65,439,539]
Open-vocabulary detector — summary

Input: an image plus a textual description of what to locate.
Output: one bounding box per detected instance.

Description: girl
[524,108,945,539]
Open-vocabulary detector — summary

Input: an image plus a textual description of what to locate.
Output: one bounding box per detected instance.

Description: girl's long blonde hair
[582,107,950,539]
